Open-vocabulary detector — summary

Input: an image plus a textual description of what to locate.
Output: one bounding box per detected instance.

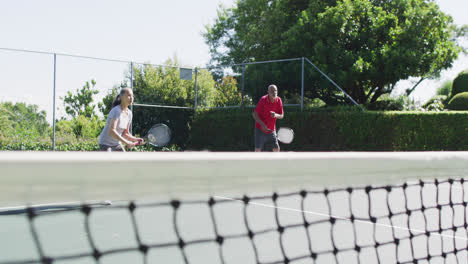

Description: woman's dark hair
[112,88,131,108]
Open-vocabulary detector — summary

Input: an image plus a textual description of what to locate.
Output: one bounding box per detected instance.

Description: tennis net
[1,152,467,264]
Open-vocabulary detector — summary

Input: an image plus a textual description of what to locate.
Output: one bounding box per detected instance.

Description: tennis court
[1,152,467,264]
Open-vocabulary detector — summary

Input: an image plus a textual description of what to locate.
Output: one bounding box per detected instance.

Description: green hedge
[189,109,468,151]
[2,109,468,151]
[0,137,100,151]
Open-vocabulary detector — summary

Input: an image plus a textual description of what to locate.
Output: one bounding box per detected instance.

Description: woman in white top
[98,88,144,151]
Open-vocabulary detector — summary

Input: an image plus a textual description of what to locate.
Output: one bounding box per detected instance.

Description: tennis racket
[138,123,172,147]
[277,127,294,144]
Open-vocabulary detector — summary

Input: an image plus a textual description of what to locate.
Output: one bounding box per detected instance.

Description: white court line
[214,195,468,241]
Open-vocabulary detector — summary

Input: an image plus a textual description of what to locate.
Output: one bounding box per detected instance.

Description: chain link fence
[0,47,359,150]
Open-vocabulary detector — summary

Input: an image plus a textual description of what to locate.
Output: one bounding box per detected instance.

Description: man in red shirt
[252,84,284,152]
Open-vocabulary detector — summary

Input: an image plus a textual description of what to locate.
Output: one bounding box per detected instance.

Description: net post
[241,65,245,108]
[130,61,134,134]
[52,53,57,151]
[301,57,304,111]
[194,67,198,112]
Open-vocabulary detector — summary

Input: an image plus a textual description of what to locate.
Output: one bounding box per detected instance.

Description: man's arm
[272,98,284,119]
[272,112,284,119]
[252,111,271,132]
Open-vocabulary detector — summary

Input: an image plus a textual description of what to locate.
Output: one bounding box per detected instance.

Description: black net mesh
[1,178,467,264]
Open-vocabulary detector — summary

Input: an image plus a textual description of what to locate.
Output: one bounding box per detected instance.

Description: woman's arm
[108,119,135,147]
[122,128,138,141]
[122,123,144,144]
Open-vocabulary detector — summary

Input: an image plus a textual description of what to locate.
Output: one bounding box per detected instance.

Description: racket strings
[147,124,171,147]
[277,127,294,144]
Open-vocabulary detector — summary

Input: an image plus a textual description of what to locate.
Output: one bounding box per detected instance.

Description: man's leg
[271,130,280,152]
[254,128,264,152]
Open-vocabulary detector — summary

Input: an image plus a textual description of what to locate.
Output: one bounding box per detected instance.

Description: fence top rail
[231,57,303,67]
[1,48,300,72]
[0,47,179,68]
[199,58,303,71]
[133,103,193,110]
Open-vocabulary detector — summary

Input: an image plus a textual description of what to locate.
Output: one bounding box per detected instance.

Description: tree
[62,79,101,118]
[0,102,49,138]
[214,76,252,106]
[128,59,218,109]
[204,0,465,105]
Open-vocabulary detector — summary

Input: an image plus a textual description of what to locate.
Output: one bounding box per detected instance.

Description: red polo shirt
[254,95,283,133]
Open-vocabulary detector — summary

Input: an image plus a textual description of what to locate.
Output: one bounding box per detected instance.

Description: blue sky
[0,0,467,120]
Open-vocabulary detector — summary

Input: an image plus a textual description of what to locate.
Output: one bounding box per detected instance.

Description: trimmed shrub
[447,92,468,110]
[366,97,404,111]
[423,95,447,111]
[451,70,468,97]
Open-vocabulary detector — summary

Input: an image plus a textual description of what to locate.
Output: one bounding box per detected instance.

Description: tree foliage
[62,79,101,118]
[125,59,219,109]
[55,115,104,139]
[0,102,49,137]
[204,0,465,105]
[214,76,253,106]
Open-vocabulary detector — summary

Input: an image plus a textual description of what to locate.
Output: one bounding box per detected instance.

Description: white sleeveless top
[98,106,132,146]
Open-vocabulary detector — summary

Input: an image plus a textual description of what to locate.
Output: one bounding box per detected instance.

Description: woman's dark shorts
[99,144,125,152]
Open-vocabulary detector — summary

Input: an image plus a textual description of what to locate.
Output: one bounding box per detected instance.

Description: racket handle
[135,139,145,146]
